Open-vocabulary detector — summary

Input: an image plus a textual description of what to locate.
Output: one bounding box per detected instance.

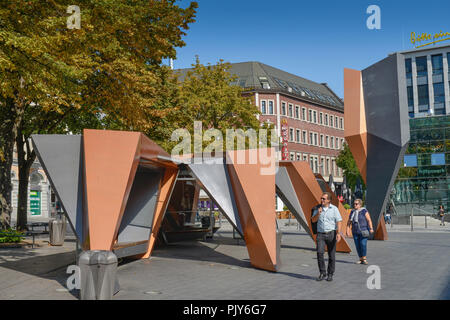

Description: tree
[336,143,366,192]
[158,57,265,154]
[0,0,198,229]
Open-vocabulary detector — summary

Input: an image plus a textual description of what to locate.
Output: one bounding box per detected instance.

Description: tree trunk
[16,127,36,231]
[0,97,23,230]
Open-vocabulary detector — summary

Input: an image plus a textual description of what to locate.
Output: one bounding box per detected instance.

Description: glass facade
[392,115,450,214]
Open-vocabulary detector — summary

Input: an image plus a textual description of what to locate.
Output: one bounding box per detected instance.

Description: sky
[170,0,450,98]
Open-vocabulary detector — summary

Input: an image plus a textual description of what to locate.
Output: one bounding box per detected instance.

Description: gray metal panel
[366,135,408,228]
[188,158,243,236]
[362,53,410,147]
[275,167,312,237]
[117,166,163,243]
[31,134,84,241]
[113,243,149,259]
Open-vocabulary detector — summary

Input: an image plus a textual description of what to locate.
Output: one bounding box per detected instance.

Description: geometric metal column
[344,53,410,236]
[226,148,279,271]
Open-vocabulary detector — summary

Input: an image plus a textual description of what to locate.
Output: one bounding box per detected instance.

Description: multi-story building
[227,62,345,185]
[390,44,450,214]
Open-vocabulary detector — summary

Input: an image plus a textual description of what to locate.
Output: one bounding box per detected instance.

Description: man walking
[311,192,342,282]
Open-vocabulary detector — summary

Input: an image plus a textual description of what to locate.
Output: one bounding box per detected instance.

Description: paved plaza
[0,218,449,300]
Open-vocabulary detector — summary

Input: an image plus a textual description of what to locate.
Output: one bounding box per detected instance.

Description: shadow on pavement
[150,239,253,269]
[0,250,78,299]
[276,271,316,281]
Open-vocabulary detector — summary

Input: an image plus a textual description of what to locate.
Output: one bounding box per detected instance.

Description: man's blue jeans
[353,233,368,258]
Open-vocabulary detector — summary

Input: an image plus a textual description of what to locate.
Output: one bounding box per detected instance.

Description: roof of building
[176,61,344,110]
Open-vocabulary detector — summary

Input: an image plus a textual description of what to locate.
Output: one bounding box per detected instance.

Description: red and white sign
[281,120,289,160]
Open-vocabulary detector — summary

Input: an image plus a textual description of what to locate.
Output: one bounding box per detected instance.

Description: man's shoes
[316,274,326,281]
[326,274,333,281]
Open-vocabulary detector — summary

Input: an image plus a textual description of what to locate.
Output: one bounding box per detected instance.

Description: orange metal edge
[83,129,141,250]
[374,217,388,240]
[226,149,278,272]
[141,167,179,258]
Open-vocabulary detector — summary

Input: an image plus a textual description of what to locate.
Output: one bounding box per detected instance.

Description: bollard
[79,250,118,300]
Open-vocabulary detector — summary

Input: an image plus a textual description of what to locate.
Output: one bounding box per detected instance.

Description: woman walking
[347,199,374,265]
[439,205,445,226]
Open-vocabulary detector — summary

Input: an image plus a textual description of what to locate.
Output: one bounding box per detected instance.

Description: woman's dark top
[349,208,369,235]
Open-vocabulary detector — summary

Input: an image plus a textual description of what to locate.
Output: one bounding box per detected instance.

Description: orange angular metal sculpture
[281,162,351,253]
[226,148,278,271]
[344,68,368,183]
[83,129,141,250]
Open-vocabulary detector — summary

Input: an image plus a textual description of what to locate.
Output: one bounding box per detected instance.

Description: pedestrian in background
[439,205,445,226]
[385,204,393,225]
[311,192,343,282]
[347,199,374,265]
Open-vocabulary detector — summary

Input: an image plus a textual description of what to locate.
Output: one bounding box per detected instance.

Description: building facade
[392,44,450,214]
[10,148,53,222]
[227,62,345,184]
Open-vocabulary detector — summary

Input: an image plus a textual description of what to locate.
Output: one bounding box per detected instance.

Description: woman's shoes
[357,259,368,264]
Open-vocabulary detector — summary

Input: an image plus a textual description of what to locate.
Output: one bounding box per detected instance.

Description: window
[309,132,313,145]
[296,129,301,143]
[325,136,329,148]
[418,84,429,111]
[330,115,334,127]
[290,152,295,161]
[341,139,345,149]
[416,56,428,77]
[433,82,445,114]
[339,117,343,129]
[319,112,323,125]
[320,134,324,147]
[302,107,306,121]
[404,154,417,167]
[310,158,314,171]
[281,102,286,115]
[405,58,412,79]
[431,153,445,165]
[321,157,325,175]
[289,128,294,142]
[325,114,328,126]
[268,101,274,114]
[332,159,336,176]
[431,54,443,75]
[302,131,307,144]
[335,137,339,149]
[335,116,338,128]
[303,154,308,162]
[308,109,312,122]
[296,153,301,161]
[326,158,330,176]
[295,106,299,119]
[288,104,293,117]
[261,100,266,114]
[313,111,317,123]
[330,137,334,149]
[407,86,414,108]
[314,157,318,173]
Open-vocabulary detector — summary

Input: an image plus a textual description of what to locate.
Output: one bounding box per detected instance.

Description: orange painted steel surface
[226,148,278,271]
[315,174,352,250]
[281,162,351,253]
[83,129,141,250]
[142,168,178,258]
[374,218,388,240]
[344,68,368,183]
[83,129,178,252]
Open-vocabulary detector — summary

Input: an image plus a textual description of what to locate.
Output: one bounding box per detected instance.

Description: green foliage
[336,143,365,191]
[0,229,25,243]
[344,203,351,210]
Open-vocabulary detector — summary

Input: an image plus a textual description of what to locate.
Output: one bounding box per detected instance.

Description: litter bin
[79,250,118,300]
[49,213,66,246]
